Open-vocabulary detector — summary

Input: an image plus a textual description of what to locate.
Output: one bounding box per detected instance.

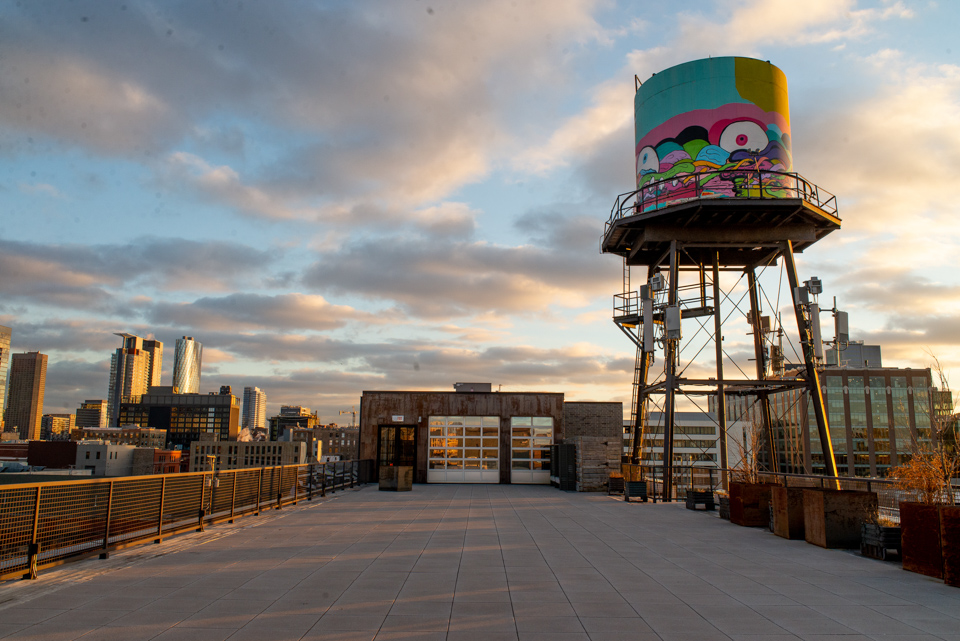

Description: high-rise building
[242,386,267,432]
[76,399,108,428]
[172,336,202,394]
[107,334,162,426]
[0,325,11,430]
[6,352,48,440]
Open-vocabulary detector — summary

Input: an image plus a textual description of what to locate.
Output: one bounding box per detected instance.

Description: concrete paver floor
[1,484,959,641]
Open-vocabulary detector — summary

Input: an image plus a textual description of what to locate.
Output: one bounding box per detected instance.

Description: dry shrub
[729,419,765,484]
[889,444,959,505]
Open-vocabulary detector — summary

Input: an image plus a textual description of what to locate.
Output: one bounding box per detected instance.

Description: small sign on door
[391,415,404,422]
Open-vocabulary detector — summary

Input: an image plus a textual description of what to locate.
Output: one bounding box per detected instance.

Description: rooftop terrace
[2,484,959,641]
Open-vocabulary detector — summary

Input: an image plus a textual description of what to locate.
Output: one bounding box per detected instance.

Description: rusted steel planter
[940,505,960,587]
[803,489,878,549]
[771,486,806,539]
[900,502,943,578]
[729,482,774,527]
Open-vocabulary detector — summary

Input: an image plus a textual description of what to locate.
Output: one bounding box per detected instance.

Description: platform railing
[602,169,839,241]
[619,463,957,524]
[0,460,363,582]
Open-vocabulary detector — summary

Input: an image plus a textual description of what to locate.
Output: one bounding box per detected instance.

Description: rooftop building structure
[71,426,168,448]
[5,351,47,441]
[269,406,319,441]
[76,441,136,476]
[75,399,108,428]
[359,389,564,485]
[172,336,202,394]
[188,439,306,472]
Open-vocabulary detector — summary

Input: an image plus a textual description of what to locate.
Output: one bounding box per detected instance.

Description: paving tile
[150,627,234,641]
[2,485,959,641]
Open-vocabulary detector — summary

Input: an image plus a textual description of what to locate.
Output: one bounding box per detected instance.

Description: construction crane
[338,407,357,428]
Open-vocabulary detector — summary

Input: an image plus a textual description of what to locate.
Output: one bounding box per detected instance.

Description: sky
[2,0,959,424]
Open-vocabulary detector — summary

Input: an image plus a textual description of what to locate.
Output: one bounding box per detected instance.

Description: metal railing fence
[0,460,362,581]
[620,463,958,524]
[602,169,839,242]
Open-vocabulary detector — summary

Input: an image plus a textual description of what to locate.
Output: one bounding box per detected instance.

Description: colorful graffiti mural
[635,57,792,208]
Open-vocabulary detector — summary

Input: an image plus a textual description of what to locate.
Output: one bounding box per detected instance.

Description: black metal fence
[0,460,362,581]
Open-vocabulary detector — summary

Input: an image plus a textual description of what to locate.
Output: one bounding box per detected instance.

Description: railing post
[228,471,237,523]
[321,463,327,497]
[155,476,166,543]
[277,465,284,509]
[255,467,263,516]
[351,461,356,488]
[308,464,315,501]
[100,481,115,559]
[25,486,42,580]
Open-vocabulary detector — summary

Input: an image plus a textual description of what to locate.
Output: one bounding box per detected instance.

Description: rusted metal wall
[359,391,564,484]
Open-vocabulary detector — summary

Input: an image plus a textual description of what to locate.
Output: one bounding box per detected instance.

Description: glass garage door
[427,416,500,483]
[510,417,552,484]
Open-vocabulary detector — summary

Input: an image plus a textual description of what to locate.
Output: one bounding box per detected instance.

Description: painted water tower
[602,57,841,497]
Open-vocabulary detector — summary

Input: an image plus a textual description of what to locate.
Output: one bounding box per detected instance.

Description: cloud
[302,212,617,318]
[18,182,64,198]
[794,58,960,237]
[2,1,606,210]
[0,237,277,311]
[514,79,634,175]
[147,293,382,332]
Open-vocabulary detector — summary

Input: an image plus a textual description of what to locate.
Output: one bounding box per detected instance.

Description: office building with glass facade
[117,386,240,450]
[723,366,939,477]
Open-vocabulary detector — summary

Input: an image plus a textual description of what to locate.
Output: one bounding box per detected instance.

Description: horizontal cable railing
[620,463,957,524]
[0,460,365,581]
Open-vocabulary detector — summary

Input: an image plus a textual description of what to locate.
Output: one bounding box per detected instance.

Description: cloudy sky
[2,0,958,423]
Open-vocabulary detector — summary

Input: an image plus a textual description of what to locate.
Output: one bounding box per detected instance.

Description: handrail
[0,460,367,581]
[603,169,839,232]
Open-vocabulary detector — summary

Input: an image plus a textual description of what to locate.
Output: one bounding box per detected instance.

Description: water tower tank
[635,57,792,210]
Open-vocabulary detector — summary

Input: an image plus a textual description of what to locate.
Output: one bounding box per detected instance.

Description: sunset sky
[2,0,958,422]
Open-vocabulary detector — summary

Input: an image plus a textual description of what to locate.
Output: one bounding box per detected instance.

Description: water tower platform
[602,196,840,268]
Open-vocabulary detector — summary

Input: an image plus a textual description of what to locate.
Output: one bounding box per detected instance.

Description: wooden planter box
[803,489,878,549]
[939,505,960,587]
[378,465,413,491]
[861,522,901,561]
[771,486,806,539]
[900,502,943,578]
[718,495,730,520]
[729,482,774,527]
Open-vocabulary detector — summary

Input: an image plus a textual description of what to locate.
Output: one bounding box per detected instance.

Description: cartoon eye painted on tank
[719,121,768,153]
[637,146,659,174]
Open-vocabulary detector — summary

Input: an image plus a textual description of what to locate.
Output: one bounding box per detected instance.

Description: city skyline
[2,2,959,422]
